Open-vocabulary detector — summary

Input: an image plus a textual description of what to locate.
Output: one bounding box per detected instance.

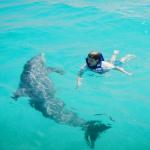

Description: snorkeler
[76,50,135,88]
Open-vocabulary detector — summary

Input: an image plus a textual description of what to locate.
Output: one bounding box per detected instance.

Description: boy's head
[87,51,101,67]
[88,51,101,60]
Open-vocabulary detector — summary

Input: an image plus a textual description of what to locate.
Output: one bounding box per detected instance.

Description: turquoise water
[0,0,150,150]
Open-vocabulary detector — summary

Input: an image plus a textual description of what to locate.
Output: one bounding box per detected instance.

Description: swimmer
[76,50,135,88]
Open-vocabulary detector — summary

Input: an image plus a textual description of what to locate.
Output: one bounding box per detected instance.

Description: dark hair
[88,51,101,60]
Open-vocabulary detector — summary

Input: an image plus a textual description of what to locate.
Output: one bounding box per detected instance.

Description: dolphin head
[12,54,55,101]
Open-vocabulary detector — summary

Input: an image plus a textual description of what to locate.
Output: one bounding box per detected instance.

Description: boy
[76,50,135,87]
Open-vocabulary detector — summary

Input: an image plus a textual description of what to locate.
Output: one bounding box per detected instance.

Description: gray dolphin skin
[12,54,111,148]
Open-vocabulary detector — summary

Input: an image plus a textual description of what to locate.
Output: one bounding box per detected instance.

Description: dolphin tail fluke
[83,120,111,149]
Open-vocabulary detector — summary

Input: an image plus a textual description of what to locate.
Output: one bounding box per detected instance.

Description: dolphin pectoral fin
[11,94,19,101]
[11,88,27,100]
[47,67,64,75]
[46,67,51,73]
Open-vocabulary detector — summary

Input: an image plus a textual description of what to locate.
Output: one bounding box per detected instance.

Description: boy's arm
[77,72,83,88]
[76,64,87,88]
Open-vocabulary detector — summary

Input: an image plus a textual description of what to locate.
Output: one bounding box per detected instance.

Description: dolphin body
[12,54,111,148]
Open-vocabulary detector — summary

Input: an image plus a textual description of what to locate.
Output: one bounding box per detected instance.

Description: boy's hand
[114,50,120,55]
[126,72,133,76]
[76,77,82,88]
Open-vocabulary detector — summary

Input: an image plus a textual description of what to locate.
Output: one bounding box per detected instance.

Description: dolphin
[12,54,111,148]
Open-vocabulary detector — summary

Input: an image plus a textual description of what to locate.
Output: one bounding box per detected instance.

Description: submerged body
[12,54,111,148]
[12,54,84,126]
